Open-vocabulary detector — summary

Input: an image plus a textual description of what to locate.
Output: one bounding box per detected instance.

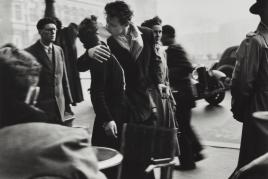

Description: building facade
[0,0,157,49]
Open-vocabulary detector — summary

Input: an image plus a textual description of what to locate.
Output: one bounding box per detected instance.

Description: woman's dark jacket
[107,27,162,123]
[77,51,127,148]
[77,52,126,124]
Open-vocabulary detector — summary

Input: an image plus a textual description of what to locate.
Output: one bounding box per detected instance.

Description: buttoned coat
[231,23,268,178]
[26,41,72,123]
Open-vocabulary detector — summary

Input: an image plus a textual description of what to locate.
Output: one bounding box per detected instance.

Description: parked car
[211,45,239,79]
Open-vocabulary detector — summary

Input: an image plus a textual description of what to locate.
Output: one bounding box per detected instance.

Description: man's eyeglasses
[43,28,57,32]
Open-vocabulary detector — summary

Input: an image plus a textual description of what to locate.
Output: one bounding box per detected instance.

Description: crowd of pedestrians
[0,0,268,179]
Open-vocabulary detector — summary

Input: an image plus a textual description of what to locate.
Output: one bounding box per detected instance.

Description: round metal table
[93,146,123,170]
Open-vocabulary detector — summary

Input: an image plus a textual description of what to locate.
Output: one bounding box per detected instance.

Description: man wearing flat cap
[230,0,268,178]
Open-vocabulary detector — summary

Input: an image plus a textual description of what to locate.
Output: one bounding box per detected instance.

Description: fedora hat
[250,0,266,14]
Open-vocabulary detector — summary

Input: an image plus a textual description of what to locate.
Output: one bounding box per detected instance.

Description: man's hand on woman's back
[87,45,111,63]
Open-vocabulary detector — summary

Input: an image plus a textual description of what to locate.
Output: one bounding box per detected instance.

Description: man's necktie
[48,47,52,54]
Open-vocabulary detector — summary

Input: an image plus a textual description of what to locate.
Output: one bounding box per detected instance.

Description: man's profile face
[106,16,127,36]
[39,23,57,44]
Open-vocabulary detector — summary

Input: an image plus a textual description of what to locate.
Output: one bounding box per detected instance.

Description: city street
[192,91,242,148]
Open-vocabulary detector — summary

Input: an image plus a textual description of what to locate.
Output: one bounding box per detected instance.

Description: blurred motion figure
[162,24,203,170]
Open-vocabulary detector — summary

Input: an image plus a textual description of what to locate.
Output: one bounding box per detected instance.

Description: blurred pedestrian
[26,17,73,126]
[0,46,48,127]
[230,0,268,178]
[162,24,204,170]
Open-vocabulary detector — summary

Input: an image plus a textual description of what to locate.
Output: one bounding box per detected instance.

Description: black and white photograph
[0,0,267,178]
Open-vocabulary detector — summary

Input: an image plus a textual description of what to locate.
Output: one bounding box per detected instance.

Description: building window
[28,1,40,23]
[13,4,23,22]
[13,35,23,48]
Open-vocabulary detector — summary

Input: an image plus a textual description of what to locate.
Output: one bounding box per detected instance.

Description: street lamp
[44,0,56,18]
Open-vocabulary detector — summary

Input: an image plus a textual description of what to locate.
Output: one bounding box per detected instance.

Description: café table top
[93,146,123,170]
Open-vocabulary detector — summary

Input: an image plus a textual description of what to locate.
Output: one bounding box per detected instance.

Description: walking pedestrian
[162,24,204,170]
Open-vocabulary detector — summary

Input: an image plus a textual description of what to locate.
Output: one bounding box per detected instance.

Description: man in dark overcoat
[26,17,72,125]
[230,0,268,178]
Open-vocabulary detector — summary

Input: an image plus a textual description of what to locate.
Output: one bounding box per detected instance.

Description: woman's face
[106,16,127,36]
[152,25,162,44]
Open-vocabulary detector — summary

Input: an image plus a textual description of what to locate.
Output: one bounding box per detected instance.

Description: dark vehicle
[191,65,229,105]
[211,46,239,78]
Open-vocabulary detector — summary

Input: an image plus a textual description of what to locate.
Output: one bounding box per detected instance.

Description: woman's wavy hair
[78,15,98,49]
[105,1,133,25]
[141,16,162,29]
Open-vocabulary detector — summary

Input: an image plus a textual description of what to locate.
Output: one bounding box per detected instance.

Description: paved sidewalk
[170,146,239,179]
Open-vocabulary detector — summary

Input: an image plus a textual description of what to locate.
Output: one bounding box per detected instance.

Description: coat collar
[257,22,268,48]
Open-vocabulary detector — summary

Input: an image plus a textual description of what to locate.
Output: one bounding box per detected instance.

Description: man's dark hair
[141,16,162,29]
[162,25,175,38]
[105,1,133,25]
[51,17,62,30]
[36,17,57,30]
